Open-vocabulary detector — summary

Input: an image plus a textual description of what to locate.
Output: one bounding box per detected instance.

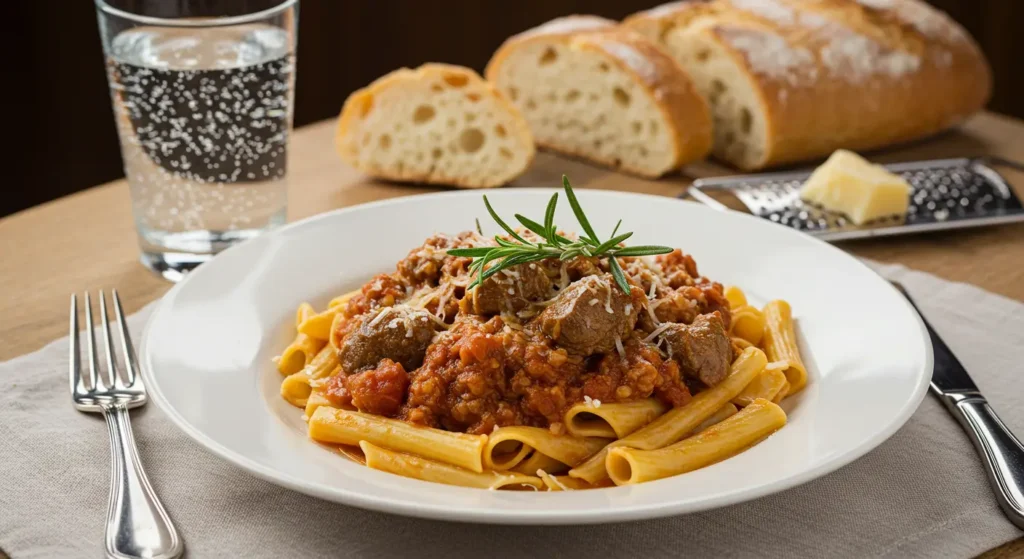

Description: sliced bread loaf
[485,16,712,178]
[623,0,991,170]
[336,63,535,188]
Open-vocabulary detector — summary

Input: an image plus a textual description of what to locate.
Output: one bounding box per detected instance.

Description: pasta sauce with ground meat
[323,230,733,435]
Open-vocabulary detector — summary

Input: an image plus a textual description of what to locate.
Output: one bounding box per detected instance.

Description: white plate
[140,188,932,524]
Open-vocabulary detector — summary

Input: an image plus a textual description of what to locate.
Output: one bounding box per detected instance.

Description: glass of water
[95,0,298,281]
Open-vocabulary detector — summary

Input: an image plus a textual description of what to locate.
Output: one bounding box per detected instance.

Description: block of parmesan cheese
[799,150,911,225]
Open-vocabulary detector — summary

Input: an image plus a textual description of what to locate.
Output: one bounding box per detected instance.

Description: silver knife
[893,281,1024,529]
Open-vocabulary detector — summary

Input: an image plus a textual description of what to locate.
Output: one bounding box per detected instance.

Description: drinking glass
[95,0,298,281]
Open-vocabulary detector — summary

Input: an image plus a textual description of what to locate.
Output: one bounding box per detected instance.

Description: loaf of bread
[485,16,712,178]
[623,0,992,170]
[336,63,535,188]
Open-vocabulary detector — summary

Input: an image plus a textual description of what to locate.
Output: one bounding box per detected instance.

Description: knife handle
[942,393,1024,529]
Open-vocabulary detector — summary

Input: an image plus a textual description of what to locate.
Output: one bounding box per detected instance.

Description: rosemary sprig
[447,175,674,293]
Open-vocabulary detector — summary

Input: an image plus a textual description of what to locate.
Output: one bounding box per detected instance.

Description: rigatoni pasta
[484,426,609,470]
[563,398,668,439]
[276,303,326,375]
[762,300,808,393]
[606,398,787,485]
[272,214,808,491]
[568,347,769,484]
[360,441,544,490]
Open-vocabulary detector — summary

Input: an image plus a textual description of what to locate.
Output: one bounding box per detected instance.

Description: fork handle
[943,394,1024,530]
[103,404,184,559]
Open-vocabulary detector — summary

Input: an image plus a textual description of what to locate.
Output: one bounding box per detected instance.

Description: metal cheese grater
[684,156,1024,241]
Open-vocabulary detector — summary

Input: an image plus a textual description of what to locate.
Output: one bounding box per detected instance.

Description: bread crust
[485,17,712,178]
[624,0,992,170]
[335,63,535,188]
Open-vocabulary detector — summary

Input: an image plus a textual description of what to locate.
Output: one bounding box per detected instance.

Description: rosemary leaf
[562,176,599,245]
[611,245,675,257]
[446,247,494,257]
[594,231,633,254]
[514,214,549,241]
[608,256,631,294]
[544,193,558,242]
[609,219,622,239]
[484,195,532,246]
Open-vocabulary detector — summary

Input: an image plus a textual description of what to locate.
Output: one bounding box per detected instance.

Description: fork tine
[85,292,102,391]
[112,290,139,386]
[69,294,82,395]
[99,291,124,390]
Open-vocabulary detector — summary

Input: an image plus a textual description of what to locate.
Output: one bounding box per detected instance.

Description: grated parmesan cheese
[613,335,626,360]
[538,470,570,491]
[558,263,570,291]
[368,306,395,327]
[589,298,600,306]
[642,323,672,344]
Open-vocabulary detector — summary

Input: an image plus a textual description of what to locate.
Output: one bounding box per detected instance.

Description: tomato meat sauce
[320,232,732,436]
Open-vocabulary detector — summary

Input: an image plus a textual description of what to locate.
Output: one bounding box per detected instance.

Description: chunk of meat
[467,263,551,315]
[537,274,641,356]
[345,359,409,416]
[660,312,732,387]
[338,304,439,373]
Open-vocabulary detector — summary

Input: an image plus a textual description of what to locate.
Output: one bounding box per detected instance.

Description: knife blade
[891,283,980,396]
[892,281,1024,529]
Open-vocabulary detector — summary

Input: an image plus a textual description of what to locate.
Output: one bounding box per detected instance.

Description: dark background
[7,0,1021,218]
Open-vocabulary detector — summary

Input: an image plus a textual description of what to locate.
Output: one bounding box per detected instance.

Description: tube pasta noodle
[730,305,765,346]
[564,399,668,439]
[276,303,326,375]
[512,452,569,475]
[733,368,788,407]
[724,286,747,309]
[304,388,351,418]
[281,345,341,408]
[569,347,768,483]
[306,345,341,380]
[606,398,787,485]
[360,441,544,490]
[329,289,360,308]
[694,402,738,432]
[536,471,612,491]
[484,426,609,470]
[762,300,808,393]
[329,311,347,349]
[281,372,313,408]
[774,381,791,403]
[298,306,342,341]
[731,336,754,351]
[309,407,488,472]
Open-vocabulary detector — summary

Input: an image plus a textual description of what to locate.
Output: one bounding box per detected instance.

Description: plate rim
[139,187,934,524]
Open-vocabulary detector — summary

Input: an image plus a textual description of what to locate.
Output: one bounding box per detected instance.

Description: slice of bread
[623,1,992,170]
[336,63,535,188]
[485,16,712,178]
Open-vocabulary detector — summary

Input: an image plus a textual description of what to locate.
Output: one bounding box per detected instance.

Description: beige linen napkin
[1,261,1021,558]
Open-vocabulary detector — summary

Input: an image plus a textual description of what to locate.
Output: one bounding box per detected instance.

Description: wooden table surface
[2,111,1022,557]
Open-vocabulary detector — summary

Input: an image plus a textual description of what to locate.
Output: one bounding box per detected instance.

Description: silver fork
[70,290,184,559]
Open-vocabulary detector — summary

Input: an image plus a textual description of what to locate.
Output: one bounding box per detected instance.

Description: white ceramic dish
[139,188,932,525]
